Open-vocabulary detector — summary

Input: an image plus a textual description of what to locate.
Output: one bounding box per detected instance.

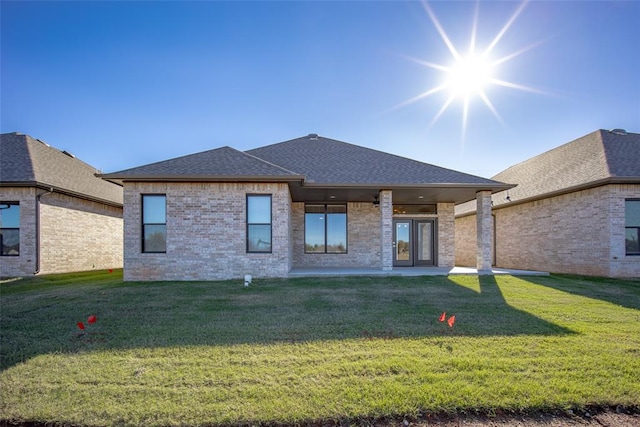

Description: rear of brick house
[455,129,640,278]
[102,134,512,281]
[0,133,123,276]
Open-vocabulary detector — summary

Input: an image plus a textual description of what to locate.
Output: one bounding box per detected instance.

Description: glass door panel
[393,220,412,266]
[416,220,435,266]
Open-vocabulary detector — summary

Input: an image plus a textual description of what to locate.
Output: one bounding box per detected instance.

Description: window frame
[304,204,348,254]
[625,199,640,256]
[141,194,167,254]
[246,194,272,254]
[0,202,20,257]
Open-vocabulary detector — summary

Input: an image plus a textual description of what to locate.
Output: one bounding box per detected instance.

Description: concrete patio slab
[288,266,549,278]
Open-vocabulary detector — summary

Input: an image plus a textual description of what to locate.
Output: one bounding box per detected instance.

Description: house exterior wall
[289,197,456,270]
[454,213,476,267]
[0,187,37,276]
[123,182,291,281]
[436,202,455,268]
[0,187,123,277]
[39,192,123,274]
[454,184,640,277]
[291,202,382,268]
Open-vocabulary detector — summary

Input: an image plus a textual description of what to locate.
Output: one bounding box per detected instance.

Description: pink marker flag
[447,315,456,328]
[439,312,446,322]
[88,315,97,324]
[77,322,85,330]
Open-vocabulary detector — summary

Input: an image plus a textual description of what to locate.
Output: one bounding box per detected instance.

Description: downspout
[34,187,53,275]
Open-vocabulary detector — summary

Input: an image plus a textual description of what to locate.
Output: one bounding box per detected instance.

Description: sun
[445,53,494,99]
[394,1,543,138]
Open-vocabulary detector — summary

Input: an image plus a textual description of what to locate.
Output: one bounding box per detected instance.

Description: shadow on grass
[519,274,640,311]
[1,273,575,370]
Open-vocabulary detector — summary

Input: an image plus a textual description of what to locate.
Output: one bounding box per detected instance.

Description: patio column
[476,190,493,272]
[380,190,393,271]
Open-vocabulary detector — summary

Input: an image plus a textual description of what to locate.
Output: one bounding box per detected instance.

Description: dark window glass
[142,195,166,253]
[305,204,347,254]
[305,213,326,253]
[0,202,20,256]
[247,195,271,253]
[393,204,437,215]
[626,200,640,255]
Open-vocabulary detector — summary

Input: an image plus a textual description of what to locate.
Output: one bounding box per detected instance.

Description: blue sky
[2,1,639,178]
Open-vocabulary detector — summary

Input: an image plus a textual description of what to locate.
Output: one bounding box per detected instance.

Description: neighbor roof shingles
[0,132,123,206]
[492,129,640,205]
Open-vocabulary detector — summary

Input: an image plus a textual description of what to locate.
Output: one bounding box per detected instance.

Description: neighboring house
[0,132,124,276]
[455,129,640,278]
[101,134,512,281]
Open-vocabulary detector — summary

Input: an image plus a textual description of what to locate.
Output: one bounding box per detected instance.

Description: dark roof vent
[609,128,628,135]
[307,133,319,140]
[61,150,75,158]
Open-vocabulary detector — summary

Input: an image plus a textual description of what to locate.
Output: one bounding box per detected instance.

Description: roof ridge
[240,148,303,177]
[250,134,504,184]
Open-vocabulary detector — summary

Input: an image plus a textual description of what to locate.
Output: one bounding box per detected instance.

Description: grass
[1,270,639,426]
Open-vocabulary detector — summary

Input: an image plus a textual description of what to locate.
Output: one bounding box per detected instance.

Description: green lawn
[1,271,639,426]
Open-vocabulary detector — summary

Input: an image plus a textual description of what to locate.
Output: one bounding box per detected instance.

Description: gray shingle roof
[101,146,304,181]
[0,132,123,206]
[246,135,503,186]
[492,129,640,205]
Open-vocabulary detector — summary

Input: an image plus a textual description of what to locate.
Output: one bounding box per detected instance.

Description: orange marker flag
[88,315,97,324]
[439,312,446,322]
[447,315,456,328]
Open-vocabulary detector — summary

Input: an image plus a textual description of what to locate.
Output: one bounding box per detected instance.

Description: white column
[476,190,493,272]
[380,190,393,271]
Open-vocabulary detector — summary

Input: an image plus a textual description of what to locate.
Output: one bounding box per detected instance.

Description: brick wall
[454,214,476,267]
[0,187,37,276]
[123,182,291,281]
[39,192,123,274]
[436,202,455,268]
[454,184,640,277]
[0,187,123,277]
[292,202,382,268]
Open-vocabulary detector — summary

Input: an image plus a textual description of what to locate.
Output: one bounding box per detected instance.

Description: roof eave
[97,174,306,184]
[302,181,516,192]
[0,181,123,208]
[490,177,640,210]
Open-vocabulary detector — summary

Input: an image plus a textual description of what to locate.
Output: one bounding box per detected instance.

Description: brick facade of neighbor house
[454,213,477,268]
[0,187,123,276]
[123,182,292,281]
[39,192,123,274]
[455,184,640,277]
[1,132,124,277]
[0,188,38,277]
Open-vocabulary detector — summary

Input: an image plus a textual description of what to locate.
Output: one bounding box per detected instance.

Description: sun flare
[395,1,543,138]
[445,53,494,98]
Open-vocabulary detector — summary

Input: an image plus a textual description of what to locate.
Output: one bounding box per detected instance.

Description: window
[0,202,20,256]
[142,195,166,253]
[625,199,640,255]
[393,204,437,215]
[247,195,271,253]
[305,204,347,253]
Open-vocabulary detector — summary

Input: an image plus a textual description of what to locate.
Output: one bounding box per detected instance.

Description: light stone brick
[455,184,640,278]
[0,187,123,277]
[124,182,291,281]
